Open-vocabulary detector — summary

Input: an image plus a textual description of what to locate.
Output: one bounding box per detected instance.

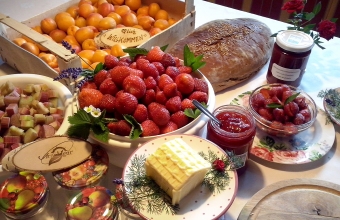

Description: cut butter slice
[145,138,211,205]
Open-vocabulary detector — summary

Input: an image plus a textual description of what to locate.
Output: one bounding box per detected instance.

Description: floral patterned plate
[231,92,335,164]
[323,87,340,126]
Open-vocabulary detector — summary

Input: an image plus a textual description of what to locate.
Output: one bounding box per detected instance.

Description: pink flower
[212,159,225,172]
[272,150,308,163]
[317,20,337,40]
[281,0,304,13]
[250,147,274,161]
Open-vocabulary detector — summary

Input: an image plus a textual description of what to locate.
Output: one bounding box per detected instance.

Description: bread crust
[168,18,274,92]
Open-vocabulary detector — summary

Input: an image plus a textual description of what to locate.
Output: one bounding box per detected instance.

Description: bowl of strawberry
[248,83,317,137]
[69,45,215,168]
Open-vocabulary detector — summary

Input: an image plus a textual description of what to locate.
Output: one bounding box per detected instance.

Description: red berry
[165,66,180,80]
[293,113,305,125]
[193,78,208,93]
[299,109,311,122]
[99,94,116,112]
[284,102,299,117]
[181,98,195,110]
[80,81,97,90]
[282,90,293,104]
[175,73,195,95]
[148,102,170,126]
[160,121,178,134]
[158,74,174,90]
[107,120,131,136]
[104,55,119,69]
[152,62,165,75]
[122,75,146,99]
[155,90,167,105]
[258,108,274,121]
[170,111,190,128]
[133,104,148,123]
[116,61,130,67]
[160,53,176,68]
[178,66,192,74]
[163,83,178,98]
[146,46,165,62]
[99,78,118,95]
[94,69,109,87]
[119,57,132,64]
[188,91,208,104]
[141,120,160,137]
[165,96,181,113]
[251,93,266,109]
[115,92,138,115]
[139,62,159,79]
[129,62,137,69]
[109,66,134,87]
[78,88,103,109]
[273,108,285,122]
[294,96,308,109]
[142,89,156,106]
[144,76,157,90]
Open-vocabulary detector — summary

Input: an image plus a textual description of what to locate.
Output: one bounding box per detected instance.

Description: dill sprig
[318,89,340,123]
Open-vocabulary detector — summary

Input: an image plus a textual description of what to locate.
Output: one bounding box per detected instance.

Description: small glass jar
[266,30,314,87]
[206,105,256,175]
[65,186,118,220]
[52,145,109,196]
[0,172,58,220]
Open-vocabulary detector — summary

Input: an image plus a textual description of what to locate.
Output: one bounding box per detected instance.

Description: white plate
[231,92,335,164]
[122,134,238,220]
[323,87,340,126]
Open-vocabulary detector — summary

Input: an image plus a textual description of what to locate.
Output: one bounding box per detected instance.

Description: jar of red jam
[206,105,256,175]
[0,172,58,219]
[266,30,314,87]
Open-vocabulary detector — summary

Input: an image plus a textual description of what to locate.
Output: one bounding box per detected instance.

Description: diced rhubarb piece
[5,103,18,117]
[49,97,58,108]
[0,96,5,108]
[10,143,22,150]
[49,120,61,130]
[20,120,34,130]
[34,114,46,124]
[36,102,49,114]
[0,81,15,96]
[57,117,64,124]
[38,124,56,138]
[45,115,54,124]
[3,136,21,144]
[4,95,20,105]
[0,142,4,147]
[33,84,41,93]
[23,128,39,144]
[10,113,21,127]
[19,95,33,108]
[18,106,30,115]
[43,102,51,108]
[9,125,25,136]
[23,84,34,94]
[34,124,41,133]
[51,114,62,122]
[56,107,65,115]
[40,84,50,91]
[31,99,39,108]
[40,91,49,102]
[47,89,59,98]
[1,117,11,129]
[29,107,37,116]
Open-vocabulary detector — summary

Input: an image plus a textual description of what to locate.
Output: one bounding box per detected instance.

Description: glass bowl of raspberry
[248,83,317,137]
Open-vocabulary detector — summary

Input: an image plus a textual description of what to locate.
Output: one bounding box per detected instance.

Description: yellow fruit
[154,19,169,30]
[110,44,126,57]
[148,3,160,18]
[75,27,95,44]
[21,42,40,56]
[66,5,79,18]
[91,50,109,63]
[78,49,95,61]
[49,29,67,43]
[82,39,98,51]
[86,13,104,29]
[122,12,138,27]
[67,25,80,36]
[155,9,168,20]
[79,3,95,19]
[56,15,75,32]
[107,12,122,25]
[137,16,154,31]
[115,5,130,17]
[125,0,141,11]
[137,6,149,16]
[32,26,43,34]
[75,17,87,27]
[98,17,116,31]
[149,27,162,36]
[12,38,27,46]
[40,18,57,34]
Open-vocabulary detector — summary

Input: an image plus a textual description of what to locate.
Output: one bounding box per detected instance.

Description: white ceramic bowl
[89,71,216,168]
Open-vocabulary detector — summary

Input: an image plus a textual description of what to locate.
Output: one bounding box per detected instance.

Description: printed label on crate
[11,136,92,172]
[95,27,151,48]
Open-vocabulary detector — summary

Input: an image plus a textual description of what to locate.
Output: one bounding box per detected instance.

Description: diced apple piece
[10,113,21,127]
[0,81,15,96]
[18,107,30,115]
[45,115,54,124]
[29,107,37,116]
[1,117,11,129]
[3,136,21,144]
[0,110,4,119]
[49,120,60,130]
[23,84,34,94]
[31,99,39,108]
[9,125,25,136]
[49,97,58,108]
[23,128,39,144]
[34,124,41,133]
[32,91,41,101]
[47,89,59,98]
[49,107,57,114]
[20,115,34,121]
[19,95,33,108]
[5,103,18,117]
[38,124,55,138]
[20,120,34,130]
[33,84,41,93]
[40,84,50,91]
[34,114,46,124]
[0,137,3,143]
[36,102,49,114]
[0,96,5,108]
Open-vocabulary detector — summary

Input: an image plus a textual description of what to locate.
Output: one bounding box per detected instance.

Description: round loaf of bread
[168,18,274,92]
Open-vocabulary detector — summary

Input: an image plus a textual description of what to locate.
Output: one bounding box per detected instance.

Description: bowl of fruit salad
[0,74,74,162]
[248,83,317,137]
[71,46,215,167]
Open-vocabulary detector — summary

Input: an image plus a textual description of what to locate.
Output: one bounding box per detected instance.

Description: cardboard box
[0,0,195,79]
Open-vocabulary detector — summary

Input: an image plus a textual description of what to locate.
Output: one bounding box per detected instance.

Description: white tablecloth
[0,0,339,219]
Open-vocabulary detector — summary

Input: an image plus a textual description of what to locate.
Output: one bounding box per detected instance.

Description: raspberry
[99,94,116,113]
[133,104,148,123]
[146,46,165,62]
[142,89,156,106]
[170,111,190,128]
[165,66,180,80]
[165,96,181,113]
[122,75,146,99]
[107,120,131,136]
[104,55,119,69]
[115,92,138,115]
[99,78,118,96]
[78,88,104,109]
[141,120,160,137]
[152,62,165,75]
[148,102,170,126]
[80,81,97,90]
[155,90,167,105]
[181,98,195,110]
[193,78,208,93]
[188,91,208,104]
[163,83,178,98]
[144,76,157,90]
[160,53,176,68]
[109,66,133,87]
[160,121,178,134]
[158,74,173,90]
[178,66,192,74]
[94,69,109,87]
[175,73,195,95]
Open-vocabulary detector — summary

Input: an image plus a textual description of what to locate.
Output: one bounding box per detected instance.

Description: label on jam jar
[271,63,300,81]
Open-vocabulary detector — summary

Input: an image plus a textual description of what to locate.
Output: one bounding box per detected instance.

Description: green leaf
[67,124,90,140]
[303,24,316,33]
[183,45,206,72]
[184,108,195,118]
[68,110,92,125]
[92,123,109,142]
[312,2,321,15]
[94,62,104,74]
[266,103,283,109]
[123,115,143,139]
[160,44,168,52]
[331,18,338,23]
[123,48,149,60]
[284,92,300,105]
[304,12,315,21]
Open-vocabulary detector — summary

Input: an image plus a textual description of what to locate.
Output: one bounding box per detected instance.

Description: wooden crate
[0,0,195,79]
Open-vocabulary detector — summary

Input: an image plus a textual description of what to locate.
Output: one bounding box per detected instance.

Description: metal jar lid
[276,30,314,53]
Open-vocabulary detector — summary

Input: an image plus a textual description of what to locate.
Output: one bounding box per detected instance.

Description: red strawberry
[178,66,192,74]
[133,104,148,123]
[158,74,173,90]
[146,46,165,62]
[119,57,132,64]
[122,75,146,99]
[163,83,178,98]
[136,58,149,69]
[188,91,208,104]
[155,90,167,105]
[194,78,208,93]
[181,98,195,110]
[109,66,133,87]
[152,62,165,75]
[134,54,147,61]
[130,69,144,79]
[129,62,137,69]
[144,76,157,90]
[142,89,156,106]
[175,73,195,95]
[141,120,160,137]
[116,61,130,67]
[115,92,138,115]
[139,62,159,79]
[104,55,119,69]
[148,102,170,126]
[160,121,178,134]
[174,57,181,66]
[94,69,109,87]
[99,94,116,112]
[165,96,181,113]
[107,120,131,136]
[80,81,97,90]
[160,53,176,68]
[170,111,190,128]
[99,78,118,95]
[78,88,104,109]
[165,66,180,80]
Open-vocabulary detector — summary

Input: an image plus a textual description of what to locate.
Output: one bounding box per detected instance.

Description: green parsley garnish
[318,89,340,124]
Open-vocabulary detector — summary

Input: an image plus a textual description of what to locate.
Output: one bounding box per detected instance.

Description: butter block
[145,138,211,205]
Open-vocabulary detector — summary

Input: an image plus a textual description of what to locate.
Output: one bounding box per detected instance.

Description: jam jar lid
[52,146,109,190]
[0,172,48,215]
[65,186,117,220]
[276,30,314,53]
